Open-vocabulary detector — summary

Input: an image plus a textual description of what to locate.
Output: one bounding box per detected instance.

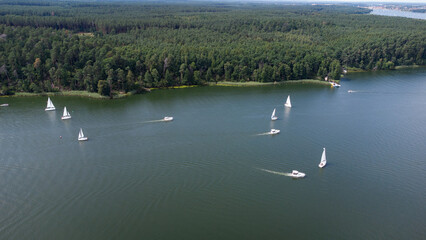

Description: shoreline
[347,65,425,73]
[3,66,424,98]
[1,80,333,99]
[3,90,130,99]
[209,79,333,87]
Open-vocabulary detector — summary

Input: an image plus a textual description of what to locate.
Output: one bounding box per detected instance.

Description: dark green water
[1,68,425,239]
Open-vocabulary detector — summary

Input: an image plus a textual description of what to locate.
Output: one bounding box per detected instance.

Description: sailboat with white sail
[284,95,292,108]
[319,148,327,168]
[271,108,277,121]
[45,97,55,111]
[78,128,88,141]
[61,106,71,120]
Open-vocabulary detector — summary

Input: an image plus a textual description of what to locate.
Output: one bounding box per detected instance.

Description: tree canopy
[0,1,425,95]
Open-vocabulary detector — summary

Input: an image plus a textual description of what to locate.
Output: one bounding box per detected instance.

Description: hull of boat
[45,107,55,111]
[292,173,306,178]
[0,104,9,107]
[318,162,326,168]
[61,116,71,120]
[284,103,291,108]
[163,117,173,121]
[78,137,88,141]
[271,116,277,121]
[331,82,341,88]
[269,130,280,135]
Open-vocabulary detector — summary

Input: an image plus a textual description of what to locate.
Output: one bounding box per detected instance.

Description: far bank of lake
[370,8,426,20]
[2,65,424,100]
[1,79,334,99]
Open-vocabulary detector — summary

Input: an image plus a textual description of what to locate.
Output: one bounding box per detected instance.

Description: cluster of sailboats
[44,94,327,177]
[268,95,291,135]
[45,97,87,141]
[268,95,327,178]
[44,97,173,142]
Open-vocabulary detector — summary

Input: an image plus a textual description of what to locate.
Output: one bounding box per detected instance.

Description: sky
[246,0,426,3]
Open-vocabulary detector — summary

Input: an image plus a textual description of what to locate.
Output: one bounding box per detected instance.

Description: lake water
[370,9,426,20]
[1,68,425,239]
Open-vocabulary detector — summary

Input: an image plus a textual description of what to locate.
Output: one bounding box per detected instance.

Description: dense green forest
[0,1,425,96]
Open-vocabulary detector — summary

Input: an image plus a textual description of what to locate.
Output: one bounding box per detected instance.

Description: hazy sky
[271,0,425,2]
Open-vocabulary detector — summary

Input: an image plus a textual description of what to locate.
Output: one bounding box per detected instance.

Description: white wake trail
[258,168,292,177]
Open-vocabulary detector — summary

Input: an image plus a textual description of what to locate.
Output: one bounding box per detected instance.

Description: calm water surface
[0,68,425,239]
[370,9,426,20]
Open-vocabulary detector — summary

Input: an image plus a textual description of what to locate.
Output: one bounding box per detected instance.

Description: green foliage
[0,1,424,94]
[97,80,110,96]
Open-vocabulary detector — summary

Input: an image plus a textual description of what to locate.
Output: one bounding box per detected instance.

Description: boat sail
[61,106,71,120]
[319,148,327,168]
[78,128,88,141]
[271,108,277,121]
[284,95,292,108]
[45,97,56,111]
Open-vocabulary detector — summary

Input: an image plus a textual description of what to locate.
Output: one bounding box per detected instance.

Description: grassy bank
[395,65,424,70]
[4,80,337,99]
[149,85,199,91]
[346,65,425,73]
[10,91,129,99]
[209,79,332,87]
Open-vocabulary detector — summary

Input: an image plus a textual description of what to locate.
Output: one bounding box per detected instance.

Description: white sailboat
[271,108,277,121]
[78,128,88,141]
[284,95,292,108]
[61,106,71,120]
[45,97,55,111]
[319,148,327,168]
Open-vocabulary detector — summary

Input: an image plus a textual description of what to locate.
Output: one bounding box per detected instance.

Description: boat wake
[255,132,272,136]
[258,168,293,177]
[142,119,169,123]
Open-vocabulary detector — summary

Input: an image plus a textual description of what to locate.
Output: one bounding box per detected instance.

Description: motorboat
[163,116,173,121]
[291,170,306,178]
[269,129,280,135]
[331,82,341,88]
[0,103,8,107]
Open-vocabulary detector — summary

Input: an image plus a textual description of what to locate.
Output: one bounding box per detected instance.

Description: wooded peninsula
[0,0,425,97]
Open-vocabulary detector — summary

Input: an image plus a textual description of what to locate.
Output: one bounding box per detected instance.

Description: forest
[0,0,425,96]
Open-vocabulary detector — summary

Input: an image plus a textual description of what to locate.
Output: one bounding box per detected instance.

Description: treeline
[0,1,425,96]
